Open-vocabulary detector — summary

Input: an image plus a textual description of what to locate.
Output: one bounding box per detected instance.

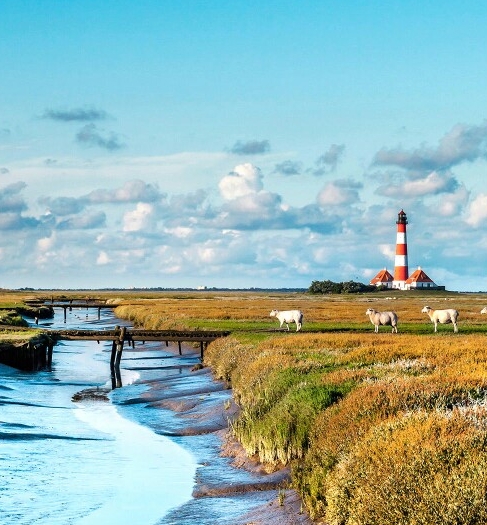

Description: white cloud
[164,226,193,238]
[436,185,469,217]
[218,163,263,200]
[379,244,395,261]
[96,251,110,265]
[466,194,487,227]
[123,203,154,232]
[37,234,56,252]
[376,171,458,198]
[317,180,361,206]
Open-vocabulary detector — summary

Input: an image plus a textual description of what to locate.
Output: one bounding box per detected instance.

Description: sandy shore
[129,343,315,525]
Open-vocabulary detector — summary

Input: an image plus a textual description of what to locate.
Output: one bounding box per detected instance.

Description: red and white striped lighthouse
[393,209,409,289]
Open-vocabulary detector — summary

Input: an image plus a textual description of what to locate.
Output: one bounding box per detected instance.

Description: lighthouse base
[392,280,408,290]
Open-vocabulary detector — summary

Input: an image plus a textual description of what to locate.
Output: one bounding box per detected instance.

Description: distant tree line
[308,279,377,294]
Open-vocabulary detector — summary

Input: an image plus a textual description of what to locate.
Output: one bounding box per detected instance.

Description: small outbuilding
[370,268,394,288]
[404,267,438,289]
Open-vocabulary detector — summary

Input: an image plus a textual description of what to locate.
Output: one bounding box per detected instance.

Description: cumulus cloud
[466,193,487,227]
[38,196,86,216]
[436,185,469,217]
[309,144,345,176]
[85,180,163,204]
[57,211,106,230]
[379,243,396,261]
[0,182,28,213]
[375,170,459,198]
[317,178,362,206]
[373,121,487,171]
[76,123,124,150]
[219,163,264,200]
[0,213,39,230]
[0,167,9,174]
[273,160,302,176]
[230,139,270,155]
[42,107,108,122]
[123,203,155,232]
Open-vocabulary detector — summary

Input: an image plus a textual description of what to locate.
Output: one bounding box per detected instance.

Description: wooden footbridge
[48,325,231,389]
[29,301,117,323]
[49,325,231,364]
[3,300,231,376]
[0,323,230,375]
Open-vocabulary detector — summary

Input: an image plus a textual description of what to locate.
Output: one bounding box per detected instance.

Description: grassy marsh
[4,288,487,523]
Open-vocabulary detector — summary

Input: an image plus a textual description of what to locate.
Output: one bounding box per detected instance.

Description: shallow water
[0,307,275,524]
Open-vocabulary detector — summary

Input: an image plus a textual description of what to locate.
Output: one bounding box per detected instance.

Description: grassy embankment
[0,291,38,334]
[3,289,487,523]
[113,290,487,525]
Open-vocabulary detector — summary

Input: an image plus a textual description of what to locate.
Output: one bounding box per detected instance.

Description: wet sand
[120,343,315,525]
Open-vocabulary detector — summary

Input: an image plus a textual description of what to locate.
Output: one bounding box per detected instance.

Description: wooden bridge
[28,301,118,323]
[48,325,231,388]
[49,325,230,362]
[0,324,230,376]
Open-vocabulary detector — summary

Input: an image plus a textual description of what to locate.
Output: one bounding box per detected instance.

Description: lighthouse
[393,209,409,289]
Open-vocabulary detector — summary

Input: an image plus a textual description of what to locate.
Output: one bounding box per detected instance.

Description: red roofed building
[369,210,443,290]
[405,267,438,289]
[370,268,394,288]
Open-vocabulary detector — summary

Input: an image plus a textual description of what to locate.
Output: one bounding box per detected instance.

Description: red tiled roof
[405,268,434,284]
[370,268,394,285]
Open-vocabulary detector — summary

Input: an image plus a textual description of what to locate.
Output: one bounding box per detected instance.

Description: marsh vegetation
[4,288,487,524]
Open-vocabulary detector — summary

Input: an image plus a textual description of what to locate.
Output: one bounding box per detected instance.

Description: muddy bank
[122,343,315,525]
[0,334,53,371]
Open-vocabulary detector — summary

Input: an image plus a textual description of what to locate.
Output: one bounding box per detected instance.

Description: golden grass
[7,288,487,523]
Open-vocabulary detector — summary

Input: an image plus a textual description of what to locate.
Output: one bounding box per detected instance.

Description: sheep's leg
[434,321,438,333]
[453,322,458,333]
[375,325,379,333]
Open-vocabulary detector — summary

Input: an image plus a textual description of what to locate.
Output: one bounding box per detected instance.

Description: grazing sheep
[422,305,459,333]
[270,309,303,332]
[481,307,487,314]
[365,308,398,333]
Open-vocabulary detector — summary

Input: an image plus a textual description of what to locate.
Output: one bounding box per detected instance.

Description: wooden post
[98,307,101,320]
[115,326,126,368]
[178,341,182,355]
[200,341,204,360]
[110,325,120,368]
[63,306,67,323]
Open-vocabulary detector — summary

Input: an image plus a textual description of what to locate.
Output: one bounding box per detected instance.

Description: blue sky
[1,1,487,290]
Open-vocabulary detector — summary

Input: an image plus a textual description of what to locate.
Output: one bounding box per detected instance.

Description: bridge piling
[110,325,120,368]
[115,327,126,368]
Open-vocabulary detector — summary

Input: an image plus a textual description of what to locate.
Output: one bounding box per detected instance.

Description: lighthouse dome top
[396,209,408,225]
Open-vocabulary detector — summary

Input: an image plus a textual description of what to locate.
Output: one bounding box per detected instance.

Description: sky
[1,1,487,291]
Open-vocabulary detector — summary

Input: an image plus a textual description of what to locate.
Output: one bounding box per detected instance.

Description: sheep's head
[269,310,278,317]
[421,306,432,313]
[365,308,376,316]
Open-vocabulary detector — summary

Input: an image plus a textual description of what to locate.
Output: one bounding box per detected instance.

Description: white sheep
[365,308,398,333]
[270,309,303,332]
[422,305,459,333]
[481,307,487,314]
